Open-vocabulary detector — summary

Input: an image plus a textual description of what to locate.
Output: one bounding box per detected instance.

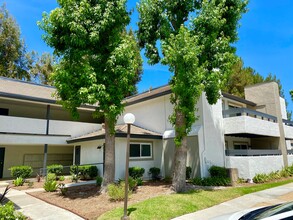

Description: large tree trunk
[172,110,187,192]
[102,117,115,189]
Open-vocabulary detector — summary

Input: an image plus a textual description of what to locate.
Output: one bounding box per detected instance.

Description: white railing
[225,149,282,156]
[0,115,101,137]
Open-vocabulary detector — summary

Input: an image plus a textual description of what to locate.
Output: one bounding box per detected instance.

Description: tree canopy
[39,0,142,186]
[137,0,247,192]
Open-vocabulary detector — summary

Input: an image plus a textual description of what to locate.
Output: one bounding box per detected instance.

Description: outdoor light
[121,113,135,220]
[123,113,135,125]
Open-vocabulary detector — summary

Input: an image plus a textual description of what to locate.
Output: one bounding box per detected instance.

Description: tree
[39,0,142,187]
[137,0,247,192]
[0,4,30,80]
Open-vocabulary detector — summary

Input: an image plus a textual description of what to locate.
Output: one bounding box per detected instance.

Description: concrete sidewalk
[5,188,84,220]
[173,182,293,220]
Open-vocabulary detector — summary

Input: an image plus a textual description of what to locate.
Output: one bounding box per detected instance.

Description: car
[212,201,293,220]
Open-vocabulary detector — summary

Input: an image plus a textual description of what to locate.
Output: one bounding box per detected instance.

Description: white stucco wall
[284,125,293,140]
[77,138,164,180]
[198,94,225,177]
[226,156,284,179]
[280,97,287,120]
[287,155,293,166]
[224,116,280,137]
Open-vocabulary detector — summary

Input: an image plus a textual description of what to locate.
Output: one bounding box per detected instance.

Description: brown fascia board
[124,85,171,106]
[0,91,97,110]
[222,92,256,107]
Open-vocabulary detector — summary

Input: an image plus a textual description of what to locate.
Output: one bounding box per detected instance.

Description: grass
[98,179,293,220]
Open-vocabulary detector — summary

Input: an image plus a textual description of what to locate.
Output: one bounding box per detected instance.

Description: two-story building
[1,76,293,180]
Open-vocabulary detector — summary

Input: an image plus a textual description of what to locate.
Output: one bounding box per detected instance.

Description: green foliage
[43,180,58,192]
[186,166,192,180]
[118,177,137,192]
[136,178,143,186]
[0,201,26,220]
[9,165,33,179]
[107,182,130,201]
[39,0,143,186]
[47,164,63,176]
[46,173,57,181]
[192,176,231,186]
[96,176,103,187]
[209,166,228,178]
[137,0,247,146]
[253,164,293,184]
[70,165,98,180]
[13,177,24,187]
[129,167,145,179]
[149,167,161,180]
[58,175,65,181]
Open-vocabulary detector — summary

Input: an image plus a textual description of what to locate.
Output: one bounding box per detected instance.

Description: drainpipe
[43,105,50,176]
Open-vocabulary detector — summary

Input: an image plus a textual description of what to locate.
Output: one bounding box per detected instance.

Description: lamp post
[121,113,135,220]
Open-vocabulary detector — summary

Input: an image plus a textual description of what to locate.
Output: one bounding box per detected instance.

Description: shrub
[0,201,26,220]
[70,165,98,180]
[43,180,58,192]
[136,178,143,186]
[9,166,33,179]
[128,177,137,191]
[46,173,57,182]
[186,166,192,180]
[47,164,63,176]
[209,166,228,178]
[96,176,103,187]
[108,182,129,201]
[13,177,24,187]
[129,167,145,179]
[58,175,65,181]
[149,167,160,180]
[253,173,269,183]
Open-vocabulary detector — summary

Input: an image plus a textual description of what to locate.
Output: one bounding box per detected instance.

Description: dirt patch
[28,181,172,220]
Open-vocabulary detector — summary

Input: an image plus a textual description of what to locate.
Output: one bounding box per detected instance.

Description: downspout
[200,95,207,177]
[43,104,50,176]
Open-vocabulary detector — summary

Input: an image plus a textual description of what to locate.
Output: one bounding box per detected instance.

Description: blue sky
[4,0,293,112]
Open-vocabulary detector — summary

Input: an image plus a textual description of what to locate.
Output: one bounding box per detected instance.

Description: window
[234,142,248,150]
[130,143,152,159]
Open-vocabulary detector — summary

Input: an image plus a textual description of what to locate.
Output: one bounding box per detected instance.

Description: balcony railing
[222,108,277,122]
[283,119,293,127]
[226,149,282,156]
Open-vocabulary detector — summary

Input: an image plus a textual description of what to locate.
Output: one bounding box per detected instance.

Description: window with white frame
[130,143,152,159]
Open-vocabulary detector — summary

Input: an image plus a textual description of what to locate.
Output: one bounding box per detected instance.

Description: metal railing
[222,108,277,122]
[225,149,282,156]
[283,119,293,127]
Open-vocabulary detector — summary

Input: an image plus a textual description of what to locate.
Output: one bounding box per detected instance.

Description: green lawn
[98,179,293,220]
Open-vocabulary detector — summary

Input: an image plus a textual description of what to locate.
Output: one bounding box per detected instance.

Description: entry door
[0,148,5,178]
[75,146,80,165]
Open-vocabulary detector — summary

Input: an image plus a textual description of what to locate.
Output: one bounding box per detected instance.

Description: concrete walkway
[173,182,293,220]
[5,188,84,220]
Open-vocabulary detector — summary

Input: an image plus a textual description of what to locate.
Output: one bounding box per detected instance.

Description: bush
[192,177,231,186]
[186,166,192,180]
[129,167,145,179]
[149,167,160,180]
[58,175,65,181]
[13,177,24,187]
[96,176,103,186]
[136,178,143,186]
[46,173,57,181]
[9,166,33,179]
[70,165,98,180]
[209,166,228,178]
[108,182,130,201]
[43,180,58,192]
[0,201,26,220]
[253,173,269,183]
[58,183,68,195]
[47,164,63,176]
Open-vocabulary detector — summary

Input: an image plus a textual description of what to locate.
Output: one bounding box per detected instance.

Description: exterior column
[43,105,50,176]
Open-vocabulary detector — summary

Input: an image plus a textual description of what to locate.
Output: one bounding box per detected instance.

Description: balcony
[283,119,293,139]
[0,115,101,145]
[225,149,281,156]
[223,108,279,137]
